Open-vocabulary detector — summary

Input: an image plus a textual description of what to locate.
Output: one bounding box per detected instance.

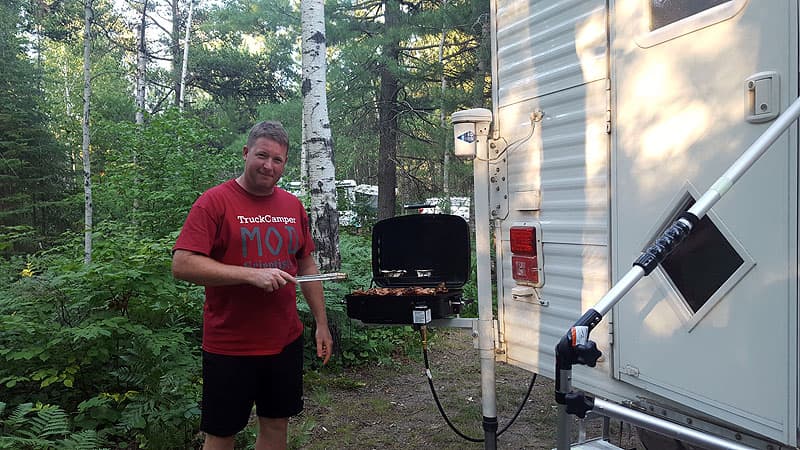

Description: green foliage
[287,417,316,449]
[92,110,236,233]
[189,0,300,130]
[0,223,203,448]
[1,0,489,447]
[0,0,74,256]
[0,402,103,450]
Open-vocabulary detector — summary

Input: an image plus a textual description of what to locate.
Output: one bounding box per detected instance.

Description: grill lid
[371,213,470,288]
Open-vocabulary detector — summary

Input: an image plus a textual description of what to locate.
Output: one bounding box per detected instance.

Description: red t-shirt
[173,179,314,356]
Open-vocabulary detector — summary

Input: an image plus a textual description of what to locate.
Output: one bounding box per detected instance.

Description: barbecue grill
[345,213,470,324]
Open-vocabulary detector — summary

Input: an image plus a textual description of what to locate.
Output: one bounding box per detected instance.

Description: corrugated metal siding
[496,0,608,108]
[494,0,612,391]
[501,242,610,378]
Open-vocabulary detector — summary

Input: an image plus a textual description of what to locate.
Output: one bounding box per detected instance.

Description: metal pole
[555,371,571,450]
[593,266,645,316]
[474,119,498,450]
[593,399,754,450]
[690,94,800,218]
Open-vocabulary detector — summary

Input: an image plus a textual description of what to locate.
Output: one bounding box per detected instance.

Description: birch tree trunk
[135,0,148,125]
[299,122,307,198]
[64,60,76,178]
[170,0,181,106]
[82,0,93,264]
[301,0,340,271]
[179,0,193,112]
[133,0,148,223]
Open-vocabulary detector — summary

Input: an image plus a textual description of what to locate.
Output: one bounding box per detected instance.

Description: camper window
[637,0,747,48]
[661,209,744,314]
[649,0,730,31]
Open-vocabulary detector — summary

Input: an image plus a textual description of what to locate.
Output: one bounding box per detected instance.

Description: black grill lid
[371,214,470,289]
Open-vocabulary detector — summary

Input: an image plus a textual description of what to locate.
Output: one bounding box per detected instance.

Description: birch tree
[133,0,148,223]
[170,0,181,106]
[301,0,340,271]
[178,0,193,112]
[82,0,94,264]
[135,0,148,125]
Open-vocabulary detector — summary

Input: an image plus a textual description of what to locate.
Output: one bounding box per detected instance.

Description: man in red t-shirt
[172,121,333,450]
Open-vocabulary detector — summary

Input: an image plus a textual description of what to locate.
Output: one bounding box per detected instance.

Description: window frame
[635,0,749,48]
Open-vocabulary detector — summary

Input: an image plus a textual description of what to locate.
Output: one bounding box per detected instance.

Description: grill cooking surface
[349,283,449,297]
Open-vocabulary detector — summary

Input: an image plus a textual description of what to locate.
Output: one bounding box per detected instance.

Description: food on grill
[350,282,448,297]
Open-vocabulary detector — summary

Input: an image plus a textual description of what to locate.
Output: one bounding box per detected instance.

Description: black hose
[422,331,483,443]
[419,326,538,443]
[498,370,536,436]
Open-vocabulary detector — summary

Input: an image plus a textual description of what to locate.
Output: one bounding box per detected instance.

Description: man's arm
[171,249,295,292]
[297,254,333,364]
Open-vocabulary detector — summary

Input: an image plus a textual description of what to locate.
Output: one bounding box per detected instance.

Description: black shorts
[200,335,304,437]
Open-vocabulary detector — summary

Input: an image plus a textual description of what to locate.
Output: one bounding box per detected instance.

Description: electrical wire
[474,109,544,162]
[419,325,538,444]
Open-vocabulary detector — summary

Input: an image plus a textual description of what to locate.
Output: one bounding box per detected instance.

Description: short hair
[246,121,289,150]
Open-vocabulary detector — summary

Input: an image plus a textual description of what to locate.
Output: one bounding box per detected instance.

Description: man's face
[240,137,288,195]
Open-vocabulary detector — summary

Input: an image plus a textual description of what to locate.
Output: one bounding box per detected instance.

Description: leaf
[40,376,59,388]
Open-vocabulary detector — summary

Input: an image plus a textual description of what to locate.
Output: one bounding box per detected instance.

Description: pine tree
[325,0,489,217]
[0,0,72,254]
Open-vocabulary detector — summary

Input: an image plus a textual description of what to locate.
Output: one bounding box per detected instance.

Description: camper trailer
[462,1,798,449]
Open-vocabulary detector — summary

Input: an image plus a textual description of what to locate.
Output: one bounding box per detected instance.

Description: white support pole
[452,107,497,449]
[473,117,498,449]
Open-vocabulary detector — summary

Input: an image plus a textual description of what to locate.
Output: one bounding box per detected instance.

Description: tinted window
[661,199,744,313]
[650,0,731,30]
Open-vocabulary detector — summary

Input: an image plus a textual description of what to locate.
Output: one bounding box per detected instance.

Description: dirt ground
[288,328,645,450]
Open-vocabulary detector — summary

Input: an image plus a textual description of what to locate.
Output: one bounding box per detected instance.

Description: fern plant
[0,402,104,449]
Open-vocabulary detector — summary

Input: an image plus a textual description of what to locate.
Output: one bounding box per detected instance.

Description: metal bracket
[488,139,509,219]
[511,285,547,306]
[429,317,476,329]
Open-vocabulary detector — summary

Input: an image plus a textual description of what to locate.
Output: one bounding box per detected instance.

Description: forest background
[0,0,493,447]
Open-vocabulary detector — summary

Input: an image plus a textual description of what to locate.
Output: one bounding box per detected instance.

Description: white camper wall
[610,0,798,445]
[493,0,800,447]
[491,0,633,401]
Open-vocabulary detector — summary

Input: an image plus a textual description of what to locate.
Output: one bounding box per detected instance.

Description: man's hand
[249,268,297,292]
[316,324,333,365]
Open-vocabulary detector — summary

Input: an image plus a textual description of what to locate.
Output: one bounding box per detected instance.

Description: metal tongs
[295,272,348,283]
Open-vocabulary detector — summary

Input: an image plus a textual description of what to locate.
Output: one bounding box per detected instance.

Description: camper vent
[660,199,744,313]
